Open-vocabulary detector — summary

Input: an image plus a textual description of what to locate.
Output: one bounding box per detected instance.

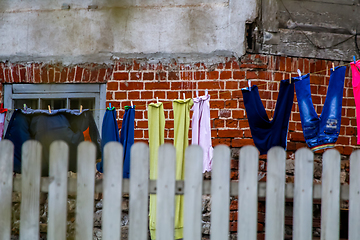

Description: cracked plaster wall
[0,0,259,64]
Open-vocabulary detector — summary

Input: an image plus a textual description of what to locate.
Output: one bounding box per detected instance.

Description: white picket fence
[0,139,359,240]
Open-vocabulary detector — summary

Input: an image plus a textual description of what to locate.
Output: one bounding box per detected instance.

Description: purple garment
[191,94,213,172]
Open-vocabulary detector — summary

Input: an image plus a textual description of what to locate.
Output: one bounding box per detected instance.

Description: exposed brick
[232,138,254,147]
[212,138,231,146]
[168,71,180,80]
[213,119,224,128]
[194,71,206,80]
[115,91,126,100]
[130,72,142,80]
[220,71,232,79]
[218,129,241,138]
[143,72,155,80]
[145,82,170,90]
[107,82,118,90]
[198,81,224,89]
[19,67,26,82]
[113,72,129,80]
[233,70,245,79]
[225,81,238,89]
[207,71,219,80]
[120,82,144,90]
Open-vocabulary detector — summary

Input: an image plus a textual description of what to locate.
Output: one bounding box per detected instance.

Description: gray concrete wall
[0,0,258,64]
[260,0,360,61]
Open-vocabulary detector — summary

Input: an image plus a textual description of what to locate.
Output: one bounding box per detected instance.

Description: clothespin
[289,77,292,84]
[80,105,83,113]
[183,93,186,100]
[196,90,199,98]
[297,69,302,80]
[156,97,159,104]
[109,103,111,109]
[205,89,208,96]
[48,105,51,114]
[354,56,357,64]
[131,101,133,107]
[23,104,27,110]
[248,80,251,91]
[332,63,335,71]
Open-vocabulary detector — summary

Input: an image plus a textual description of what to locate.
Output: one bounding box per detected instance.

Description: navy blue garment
[5,110,31,173]
[295,66,346,151]
[242,79,295,155]
[5,109,101,175]
[96,108,120,173]
[120,106,135,178]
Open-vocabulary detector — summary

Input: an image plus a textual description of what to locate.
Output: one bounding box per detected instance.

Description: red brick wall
[0,54,356,154]
[0,54,356,239]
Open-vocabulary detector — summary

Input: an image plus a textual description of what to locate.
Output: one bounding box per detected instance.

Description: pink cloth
[191,94,213,172]
[0,113,5,140]
[351,60,360,144]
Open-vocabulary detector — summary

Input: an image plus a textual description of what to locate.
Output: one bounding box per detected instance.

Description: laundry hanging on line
[4,109,101,175]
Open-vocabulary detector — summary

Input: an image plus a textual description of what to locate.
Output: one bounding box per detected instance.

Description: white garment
[191,94,213,172]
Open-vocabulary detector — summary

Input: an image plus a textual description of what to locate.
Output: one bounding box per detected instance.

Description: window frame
[4,83,106,132]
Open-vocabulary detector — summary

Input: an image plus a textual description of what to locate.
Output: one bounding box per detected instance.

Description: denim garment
[294,66,346,151]
[242,79,295,155]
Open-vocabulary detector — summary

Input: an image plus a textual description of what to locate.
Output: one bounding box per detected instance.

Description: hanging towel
[97,108,120,173]
[242,79,295,155]
[351,60,360,144]
[173,98,193,239]
[148,102,165,240]
[192,94,213,172]
[120,106,135,178]
[295,66,346,151]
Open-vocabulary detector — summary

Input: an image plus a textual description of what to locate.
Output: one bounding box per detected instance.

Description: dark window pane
[41,99,66,110]
[14,99,38,109]
[70,98,94,110]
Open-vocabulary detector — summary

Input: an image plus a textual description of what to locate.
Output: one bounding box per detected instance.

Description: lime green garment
[173,98,194,239]
[148,102,165,240]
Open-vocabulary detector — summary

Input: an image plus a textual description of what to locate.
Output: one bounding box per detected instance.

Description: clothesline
[4,62,351,112]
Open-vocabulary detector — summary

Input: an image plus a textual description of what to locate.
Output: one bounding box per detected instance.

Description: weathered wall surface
[0,0,258,64]
[260,0,360,61]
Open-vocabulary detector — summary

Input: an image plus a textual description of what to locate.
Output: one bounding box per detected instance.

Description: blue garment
[295,66,346,151]
[96,108,120,173]
[120,106,135,178]
[96,106,135,178]
[242,79,294,155]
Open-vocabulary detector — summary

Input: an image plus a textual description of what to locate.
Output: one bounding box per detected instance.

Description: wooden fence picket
[48,141,69,240]
[238,145,259,240]
[349,150,360,240]
[102,142,123,240]
[211,145,230,240]
[75,142,96,240]
[129,142,149,240]
[20,140,42,240]
[265,147,286,240]
[321,149,340,240]
[4,141,359,240]
[0,140,14,240]
[183,145,203,240]
[293,148,314,240]
[156,144,176,240]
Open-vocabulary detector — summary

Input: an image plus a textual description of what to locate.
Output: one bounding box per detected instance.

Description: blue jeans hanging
[294,66,346,151]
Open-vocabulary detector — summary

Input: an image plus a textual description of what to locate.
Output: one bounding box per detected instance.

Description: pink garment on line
[0,113,5,140]
[351,60,360,144]
[191,94,213,172]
